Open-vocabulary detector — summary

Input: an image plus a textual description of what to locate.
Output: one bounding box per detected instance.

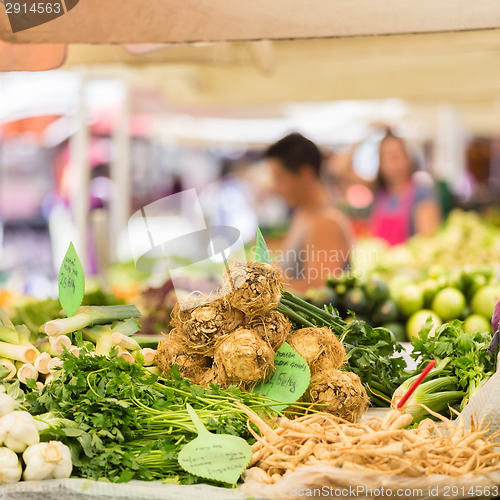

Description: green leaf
[255,227,272,264]
[5,380,25,401]
[58,242,85,317]
[0,364,10,382]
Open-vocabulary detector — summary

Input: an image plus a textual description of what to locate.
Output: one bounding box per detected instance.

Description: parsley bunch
[25,351,280,484]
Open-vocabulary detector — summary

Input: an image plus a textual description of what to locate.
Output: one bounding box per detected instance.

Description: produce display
[155,261,379,420]
[391,320,496,421]
[322,214,500,344]
[26,352,291,483]
[0,224,499,497]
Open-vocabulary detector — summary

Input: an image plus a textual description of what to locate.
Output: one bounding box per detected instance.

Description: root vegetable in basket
[155,332,212,385]
[287,327,345,374]
[306,370,367,422]
[214,327,275,386]
[245,311,291,351]
[171,295,243,356]
[224,261,282,316]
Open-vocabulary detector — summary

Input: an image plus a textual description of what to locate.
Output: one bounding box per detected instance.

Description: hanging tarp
[1,0,500,44]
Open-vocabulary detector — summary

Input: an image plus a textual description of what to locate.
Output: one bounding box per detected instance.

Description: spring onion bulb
[111,332,140,351]
[49,335,72,356]
[139,348,156,366]
[47,358,63,373]
[69,347,80,358]
[0,359,16,381]
[117,349,135,364]
[34,353,51,375]
[0,392,17,416]
[16,364,38,385]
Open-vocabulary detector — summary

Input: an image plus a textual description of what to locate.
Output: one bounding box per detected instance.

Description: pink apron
[371,183,416,246]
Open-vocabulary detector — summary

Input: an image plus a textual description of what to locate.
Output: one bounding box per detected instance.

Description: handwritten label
[178,404,252,484]
[254,342,310,411]
[58,242,85,317]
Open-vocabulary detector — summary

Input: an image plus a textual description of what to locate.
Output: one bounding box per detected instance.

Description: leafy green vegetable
[412,319,496,405]
[26,351,287,484]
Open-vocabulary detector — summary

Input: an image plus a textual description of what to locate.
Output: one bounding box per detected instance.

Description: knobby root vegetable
[287,327,346,373]
[155,332,212,385]
[223,261,282,316]
[245,311,291,351]
[214,327,275,386]
[306,370,367,422]
[171,295,243,356]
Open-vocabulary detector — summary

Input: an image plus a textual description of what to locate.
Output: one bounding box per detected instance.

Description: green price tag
[178,404,252,484]
[254,342,310,411]
[58,242,85,317]
[256,227,272,264]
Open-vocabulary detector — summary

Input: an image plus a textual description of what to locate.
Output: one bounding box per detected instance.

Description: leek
[0,327,20,345]
[0,308,15,330]
[110,332,140,351]
[41,305,140,337]
[49,335,72,356]
[0,358,16,380]
[34,353,51,375]
[130,335,161,349]
[17,364,38,385]
[0,341,38,364]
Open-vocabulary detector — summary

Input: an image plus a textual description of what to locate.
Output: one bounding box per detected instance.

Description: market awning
[1,0,500,44]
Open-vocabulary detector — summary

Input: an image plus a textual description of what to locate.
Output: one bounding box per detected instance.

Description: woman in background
[371,132,441,245]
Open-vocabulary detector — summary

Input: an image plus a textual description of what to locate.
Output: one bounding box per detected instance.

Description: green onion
[0,341,38,364]
[41,305,140,337]
[0,327,20,345]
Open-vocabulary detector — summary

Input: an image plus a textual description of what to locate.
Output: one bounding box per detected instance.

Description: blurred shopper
[371,132,441,245]
[265,133,352,292]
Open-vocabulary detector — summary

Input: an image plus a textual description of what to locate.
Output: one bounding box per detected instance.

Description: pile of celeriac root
[237,403,500,485]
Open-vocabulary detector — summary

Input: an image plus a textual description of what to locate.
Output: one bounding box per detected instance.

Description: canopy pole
[69,72,90,270]
[109,75,131,262]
